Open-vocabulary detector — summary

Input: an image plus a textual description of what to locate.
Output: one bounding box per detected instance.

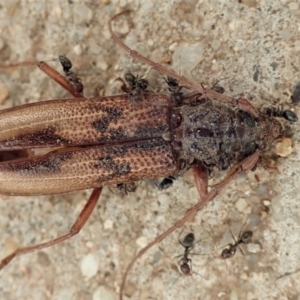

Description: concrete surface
[0,0,300,299]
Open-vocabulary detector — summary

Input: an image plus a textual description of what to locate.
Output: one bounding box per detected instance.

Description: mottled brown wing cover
[0,93,171,149]
[0,140,177,195]
[0,94,178,195]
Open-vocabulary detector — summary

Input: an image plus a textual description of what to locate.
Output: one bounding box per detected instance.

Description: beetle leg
[109,11,199,96]
[119,150,261,299]
[38,57,84,98]
[0,187,102,271]
[211,150,261,191]
[192,165,208,199]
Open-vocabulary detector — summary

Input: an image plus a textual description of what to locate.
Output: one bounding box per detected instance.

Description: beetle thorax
[175,100,283,170]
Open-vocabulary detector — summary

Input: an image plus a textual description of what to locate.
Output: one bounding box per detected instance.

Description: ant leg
[0,188,102,271]
[119,150,260,300]
[109,11,259,118]
[177,228,186,248]
[237,221,248,241]
[229,228,238,244]
[188,258,193,274]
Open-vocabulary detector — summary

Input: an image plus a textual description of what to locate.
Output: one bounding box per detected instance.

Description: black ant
[264,105,298,122]
[58,55,84,95]
[177,232,195,275]
[175,230,205,276]
[158,176,176,191]
[221,224,253,259]
[115,72,149,104]
[116,182,137,194]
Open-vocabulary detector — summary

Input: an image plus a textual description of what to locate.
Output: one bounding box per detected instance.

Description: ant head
[159,177,174,190]
[182,233,195,248]
[58,55,72,72]
[165,76,178,88]
[124,72,136,83]
[124,73,148,90]
[240,230,253,244]
[240,231,253,244]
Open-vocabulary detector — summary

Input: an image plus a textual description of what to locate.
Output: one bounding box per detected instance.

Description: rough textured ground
[0,1,300,300]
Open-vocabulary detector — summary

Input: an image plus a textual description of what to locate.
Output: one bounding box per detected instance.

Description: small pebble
[235,198,248,212]
[247,243,262,253]
[80,253,100,279]
[218,292,226,297]
[93,286,115,300]
[3,238,18,255]
[122,282,136,298]
[37,251,51,267]
[136,236,148,247]
[161,53,172,64]
[104,219,114,229]
[168,42,178,52]
[86,241,94,248]
[172,42,204,73]
[280,29,293,40]
[229,289,239,300]
[275,138,293,157]
[263,200,271,206]
[211,39,221,50]
[288,2,298,10]
[248,213,261,227]
[73,44,82,56]
[97,60,108,71]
